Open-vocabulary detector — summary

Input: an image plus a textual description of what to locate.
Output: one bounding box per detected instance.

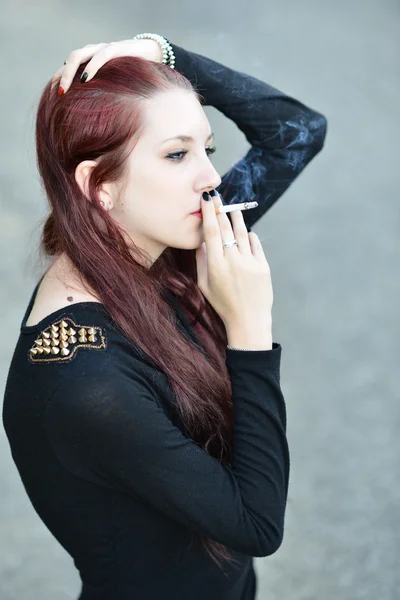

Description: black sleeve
[43,343,289,557]
[171,43,328,229]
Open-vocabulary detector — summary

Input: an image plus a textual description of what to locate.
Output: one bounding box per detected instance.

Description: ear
[74,160,115,211]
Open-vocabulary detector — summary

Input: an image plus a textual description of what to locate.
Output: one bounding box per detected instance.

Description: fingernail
[80,72,88,83]
[202,192,211,201]
[209,189,219,197]
[58,85,65,97]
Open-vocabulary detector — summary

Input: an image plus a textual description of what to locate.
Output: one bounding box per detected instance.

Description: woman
[2,35,327,600]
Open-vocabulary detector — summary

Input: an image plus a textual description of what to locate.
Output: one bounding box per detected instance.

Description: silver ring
[222,239,238,248]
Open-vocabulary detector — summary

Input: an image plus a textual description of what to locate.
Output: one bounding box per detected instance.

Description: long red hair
[35,57,239,572]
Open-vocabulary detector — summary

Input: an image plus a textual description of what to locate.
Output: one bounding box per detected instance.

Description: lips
[190,210,202,215]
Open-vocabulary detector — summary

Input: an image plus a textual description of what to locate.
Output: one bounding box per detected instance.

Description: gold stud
[28,320,105,358]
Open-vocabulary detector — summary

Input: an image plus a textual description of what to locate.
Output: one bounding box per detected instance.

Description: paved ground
[1,1,399,599]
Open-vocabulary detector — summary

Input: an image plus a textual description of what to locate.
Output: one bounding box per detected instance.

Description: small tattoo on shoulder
[67,296,73,302]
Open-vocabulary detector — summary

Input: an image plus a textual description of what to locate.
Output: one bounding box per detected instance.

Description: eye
[166,150,188,161]
[206,145,217,156]
[165,146,218,162]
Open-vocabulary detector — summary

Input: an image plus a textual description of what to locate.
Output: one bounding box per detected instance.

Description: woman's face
[108,88,221,263]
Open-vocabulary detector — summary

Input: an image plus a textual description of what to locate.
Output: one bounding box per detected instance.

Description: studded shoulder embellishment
[28,317,107,363]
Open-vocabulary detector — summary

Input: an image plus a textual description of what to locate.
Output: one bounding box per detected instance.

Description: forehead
[141,89,210,142]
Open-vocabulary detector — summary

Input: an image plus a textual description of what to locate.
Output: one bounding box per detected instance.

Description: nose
[198,163,221,196]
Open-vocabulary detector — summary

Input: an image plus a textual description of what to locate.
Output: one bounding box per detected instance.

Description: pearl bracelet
[133,33,175,69]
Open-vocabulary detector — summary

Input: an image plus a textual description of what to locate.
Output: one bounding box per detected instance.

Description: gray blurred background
[1,1,399,599]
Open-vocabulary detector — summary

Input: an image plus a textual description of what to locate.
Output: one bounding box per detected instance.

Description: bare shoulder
[26,257,102,327]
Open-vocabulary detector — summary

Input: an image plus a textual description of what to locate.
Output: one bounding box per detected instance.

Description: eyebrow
[162,132,214,144]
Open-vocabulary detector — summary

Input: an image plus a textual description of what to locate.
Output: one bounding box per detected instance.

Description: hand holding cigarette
[195,190,273,345]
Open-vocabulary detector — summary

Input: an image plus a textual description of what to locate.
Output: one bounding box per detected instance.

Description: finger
[58,43,108,93]
[195,242,208,292]
[229,205,252,255]
[76,42,124,84]
[201,192,224,262]
[51,66,64,91]
[51,43,104,88]
[214,193,239,254]
[248,232,268,262]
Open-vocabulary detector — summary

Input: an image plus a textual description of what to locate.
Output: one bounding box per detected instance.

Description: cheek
[120,191,173,231]
[120,163,187,225]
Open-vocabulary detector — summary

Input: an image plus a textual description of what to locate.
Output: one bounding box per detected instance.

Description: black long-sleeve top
[2,43,327,600]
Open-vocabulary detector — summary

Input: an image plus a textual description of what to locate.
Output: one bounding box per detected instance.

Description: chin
[169,231,205,251]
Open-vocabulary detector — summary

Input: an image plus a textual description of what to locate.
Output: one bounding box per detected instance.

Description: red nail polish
[58,86,65,97]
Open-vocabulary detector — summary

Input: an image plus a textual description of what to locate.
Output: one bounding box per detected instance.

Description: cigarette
[216,201,258,214]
